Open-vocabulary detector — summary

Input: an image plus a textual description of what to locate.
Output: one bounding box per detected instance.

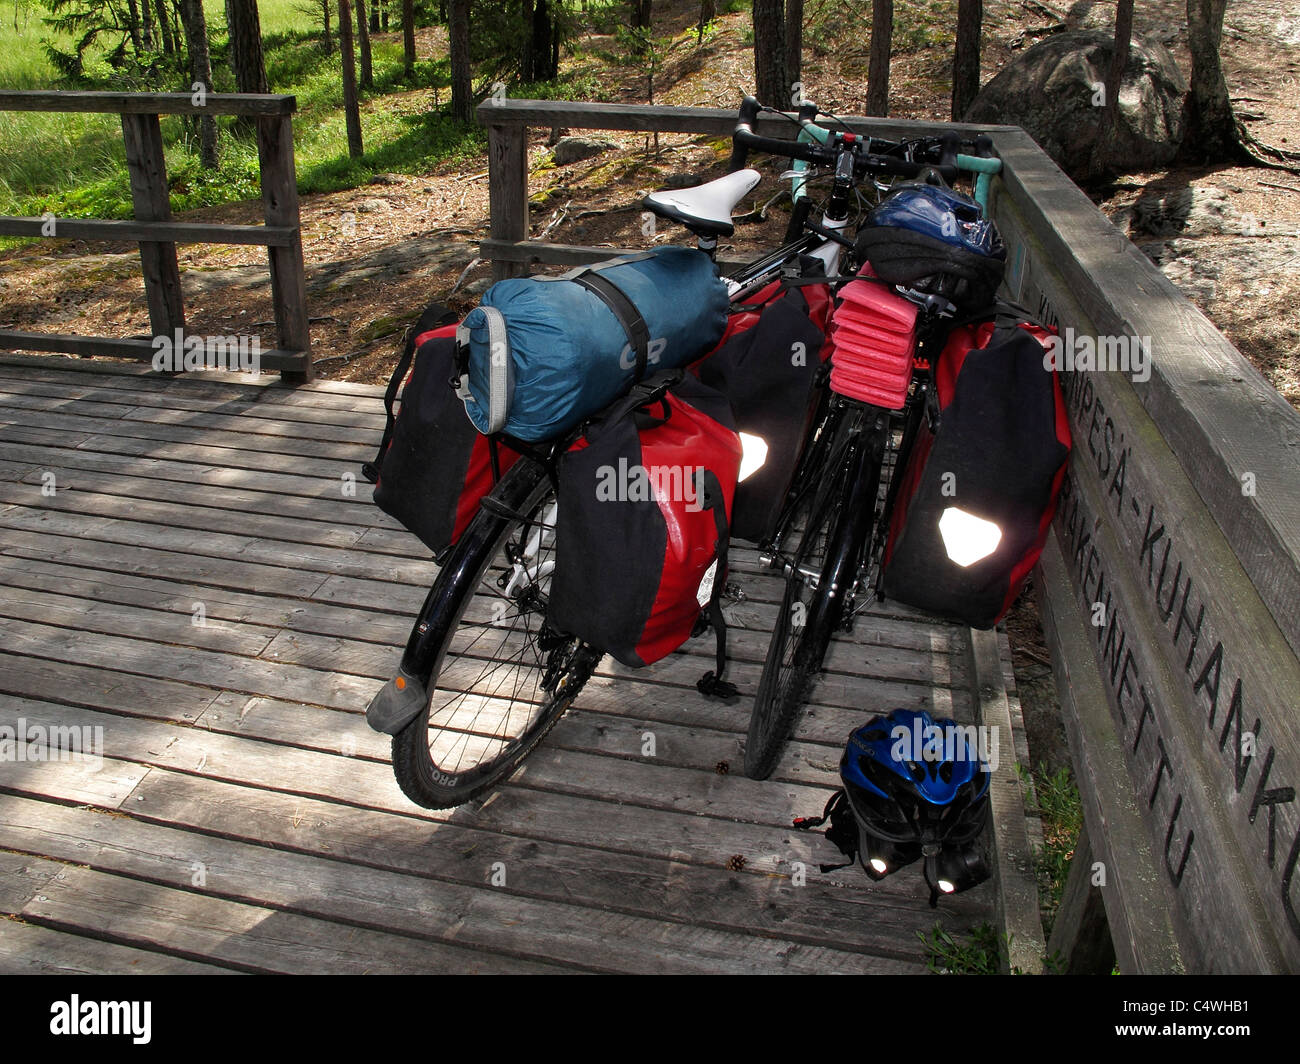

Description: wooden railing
[477,98,1300,974]
[0,91,312,381]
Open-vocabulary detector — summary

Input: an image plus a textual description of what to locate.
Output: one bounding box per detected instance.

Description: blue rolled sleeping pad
[458,246,729,442]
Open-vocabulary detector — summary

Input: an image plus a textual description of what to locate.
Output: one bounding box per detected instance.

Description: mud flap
[366,668,428,735]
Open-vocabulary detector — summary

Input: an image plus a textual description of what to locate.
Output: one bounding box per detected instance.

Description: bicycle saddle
[642,168,762,237]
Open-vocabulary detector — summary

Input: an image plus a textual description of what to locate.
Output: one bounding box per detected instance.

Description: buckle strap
[568,271,652,383]
[458,307,512,434]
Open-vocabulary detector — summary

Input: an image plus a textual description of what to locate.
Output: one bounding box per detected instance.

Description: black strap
[362,302,457,483]
[695,469,738,702]
[792,790,859,873]
[569,271,652,382]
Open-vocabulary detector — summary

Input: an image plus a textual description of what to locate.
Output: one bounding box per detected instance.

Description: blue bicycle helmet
[854,182,1007,314]
[837,708,991,902]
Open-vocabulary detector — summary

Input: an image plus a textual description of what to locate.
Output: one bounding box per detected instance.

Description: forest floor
[2,0,1297,812]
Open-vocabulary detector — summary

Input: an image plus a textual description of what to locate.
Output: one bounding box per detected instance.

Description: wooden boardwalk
[0,355,1031,974]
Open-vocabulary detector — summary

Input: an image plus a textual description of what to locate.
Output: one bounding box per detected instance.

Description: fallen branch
[537,200,573,240]
[1258,180,1300,196]
[449,257,483,295]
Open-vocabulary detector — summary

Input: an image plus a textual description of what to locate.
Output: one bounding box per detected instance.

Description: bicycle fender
[366,667,428,735]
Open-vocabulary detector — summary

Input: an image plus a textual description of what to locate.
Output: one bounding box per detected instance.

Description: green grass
[0,2,614,223]
[1022,761,1084,938]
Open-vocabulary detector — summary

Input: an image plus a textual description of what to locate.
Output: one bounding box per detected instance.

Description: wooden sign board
[989,130,1300,972]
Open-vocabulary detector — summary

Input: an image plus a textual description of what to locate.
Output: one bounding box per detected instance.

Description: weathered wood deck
[0,355,1035,974]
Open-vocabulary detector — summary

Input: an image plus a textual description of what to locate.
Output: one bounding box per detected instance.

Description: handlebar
[729,95,998,188]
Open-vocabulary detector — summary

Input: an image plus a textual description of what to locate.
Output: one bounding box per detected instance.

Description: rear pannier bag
[362,305,519,558]
[548,371,742,671]
[879,319,1070,629]
[457,247,729,442]
[696,280,831,544]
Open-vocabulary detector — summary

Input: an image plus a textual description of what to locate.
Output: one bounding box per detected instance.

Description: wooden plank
[0,620,381,711]
[12,858,570,974]
[0,375,386,430]
[0,409,366,470]
[1037,537,1189,974]
[0,504,434,586]
[0,556,414,646]
[476,98,1015,139]
[2,703,986,931]
[1,797,923,974]
[0,440,380,508]
[7,763,976,963]
[1046,826,1117,974]
[0,217,296,246]
[257,114,312,382]
[120,112,185,341]
[480,237,748,273]
[0,90,296,116]
[0,332,306,371]
[0,526,334,601]
[12,465,388,534]
[487,123,529,282]
[0,919,237,975]
[968,626,1046,973]
[992,127,1300,661]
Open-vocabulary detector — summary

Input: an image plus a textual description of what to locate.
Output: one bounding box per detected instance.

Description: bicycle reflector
[937,506,1002,567]
[738,432,769,483]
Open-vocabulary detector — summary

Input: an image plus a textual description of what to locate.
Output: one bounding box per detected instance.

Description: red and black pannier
[879,316,1070,629]
[548,371,742,690]
[694,268,832,544]
[362,303,519,559]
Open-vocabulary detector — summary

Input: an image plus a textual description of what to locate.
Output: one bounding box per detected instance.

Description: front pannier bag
[548,371,742,672]
[457,247,729,442]
[363,306,518,558]
[880,319,1070,629]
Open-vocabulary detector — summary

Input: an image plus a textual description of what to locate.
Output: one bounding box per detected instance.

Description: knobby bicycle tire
[392,458,599,808]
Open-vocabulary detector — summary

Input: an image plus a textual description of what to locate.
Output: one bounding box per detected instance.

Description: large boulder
[551,135,620,165]
[965,30,1186,179]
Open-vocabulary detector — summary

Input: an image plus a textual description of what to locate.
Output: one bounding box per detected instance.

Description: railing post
[1045,826,1117,974]
[257,113,312,382]
[120,112,185,346]
[487,122,528,283]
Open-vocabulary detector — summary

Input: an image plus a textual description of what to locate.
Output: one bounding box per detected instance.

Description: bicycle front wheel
[392,460,599,808]
[744,407,889,780]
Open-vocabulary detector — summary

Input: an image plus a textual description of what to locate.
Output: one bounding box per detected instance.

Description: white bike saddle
[642,168,762,237]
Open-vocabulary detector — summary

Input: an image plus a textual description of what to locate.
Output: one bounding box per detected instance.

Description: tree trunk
[449,0,472,122]
[178,0,219,169]
[140,0,156,51]
[356,0,373,89]
[521,0,535,82]
[951,0,981,120]
[865,0,891,115]
[338,0,364,155]
[370,0,380,31]
[785,0,802,102]
[402,0,416,76]
[124,0,145,57]
[1089,0,1133,175]
[158,0,177,56]
[227,0,269,93]
[1181,0,1244,161]
[381,0,388,30]
[533,0,555,79]
[322,0,333,55]
[752,0,786,106]
[630,0,652,29]
[697,0,715,44]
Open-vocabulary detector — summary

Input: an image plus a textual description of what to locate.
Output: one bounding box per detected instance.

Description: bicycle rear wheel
[744,406,889,780]
[392,460,600,808]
